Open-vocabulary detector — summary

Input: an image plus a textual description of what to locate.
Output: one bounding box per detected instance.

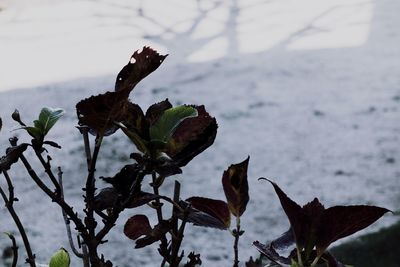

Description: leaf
[265,179,390,259]
[222,157,250,217]
[245,257,263,267]
[145,99,172,126]
[0,144,28,172]
[23,126,43,140]
[166,105,218,167]
[101,164,141,197]
[12,109,26,126]
[135,221,171,249]
[124,215,152,240]
[76,91,129,136]
[264,179,304,247]
[0,117,2,133]
[115,47,168,93]
[184,197,231,229]
[49,248,70,267]
[149,105,198,143]
[37,107,65,136]
[316,205,390,255]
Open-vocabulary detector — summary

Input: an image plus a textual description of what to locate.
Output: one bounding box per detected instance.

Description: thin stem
[0,182,36,267]
[233,216,241,267]
[58,167,83,258]
[5,233,18,267]
[34,151,61,195]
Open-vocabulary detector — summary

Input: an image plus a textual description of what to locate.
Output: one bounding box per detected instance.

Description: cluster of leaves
[0,47,392,267]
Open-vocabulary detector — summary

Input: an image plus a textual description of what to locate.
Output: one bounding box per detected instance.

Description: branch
[18,154,89,240]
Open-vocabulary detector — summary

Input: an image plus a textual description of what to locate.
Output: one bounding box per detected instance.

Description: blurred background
[0,0,399,266]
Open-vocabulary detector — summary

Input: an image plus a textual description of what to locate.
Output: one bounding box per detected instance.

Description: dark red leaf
[265,180,304,245]
[135,220,171,249]
[76,91,129,136]
[184,197,231,229]
[317,205,390,254]
[222,157,250,217]
[145,99,173,126]
[166,105,217,167]
[266,180,390,258]
[43,141,62,149]
[124,215,152,240]
[115,47,167,93]
[0,144,28,172]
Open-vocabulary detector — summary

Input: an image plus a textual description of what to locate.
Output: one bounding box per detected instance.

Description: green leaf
[37,107,65,136]
[49,248,70,267]
[149,106,197,143]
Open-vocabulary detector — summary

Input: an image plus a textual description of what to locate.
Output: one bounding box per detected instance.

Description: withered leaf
[222,156,250,217]
[184,197,231,230]
[76,91,128,136]
[167,105,217,167]
[124,215,152,241]
[115,47,168,93]
[0,144,28,172]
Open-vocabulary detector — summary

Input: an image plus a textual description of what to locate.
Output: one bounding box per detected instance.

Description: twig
[34,151,61,195]
[57,167,83,258]
[5,232,18,267]
[0,176,36,267]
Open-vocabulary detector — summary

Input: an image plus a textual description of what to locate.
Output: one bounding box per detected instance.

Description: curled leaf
[222,156,250,217]
[183,197,231,230]
[166,105,218,166]
[115,47,168,92]
[145,99,173,126]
